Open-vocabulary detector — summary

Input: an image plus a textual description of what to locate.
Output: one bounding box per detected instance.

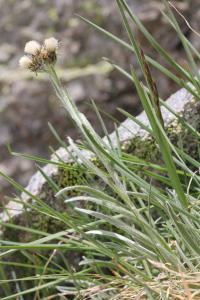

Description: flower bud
[19,56,32,69]
[24,40,41,55]
[44,37,58,52]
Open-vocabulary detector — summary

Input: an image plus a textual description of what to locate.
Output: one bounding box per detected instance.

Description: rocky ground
[0,0,199,208]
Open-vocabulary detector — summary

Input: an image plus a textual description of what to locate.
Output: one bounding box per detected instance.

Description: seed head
[19,55,33,69]
[24,40,41,55]
[44,37,58,52]
[20,37,59,73]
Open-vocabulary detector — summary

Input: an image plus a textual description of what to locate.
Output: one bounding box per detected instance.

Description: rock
[1,0,200,203]
[1,85,199,240]
[0,44,16,63]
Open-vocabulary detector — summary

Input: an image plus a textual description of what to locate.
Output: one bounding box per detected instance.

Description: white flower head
[19,55,32,69]
[44,37,58,52]
[24,40,41,55]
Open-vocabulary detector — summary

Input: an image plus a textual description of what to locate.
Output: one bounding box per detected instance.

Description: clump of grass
[0,0,200,299]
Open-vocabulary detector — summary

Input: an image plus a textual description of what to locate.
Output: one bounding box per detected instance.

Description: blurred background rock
[0,0,199,207]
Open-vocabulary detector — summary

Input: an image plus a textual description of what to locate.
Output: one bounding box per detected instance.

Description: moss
[30,211,67,237]
[57,162,86,197]
[121,108,199,165]
[121,136,160,163]
[166,117,199,164]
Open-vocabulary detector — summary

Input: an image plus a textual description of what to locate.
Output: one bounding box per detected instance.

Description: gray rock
[1,0,200,202]
[1,85,199,239]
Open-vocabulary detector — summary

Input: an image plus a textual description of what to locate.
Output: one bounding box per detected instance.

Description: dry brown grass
[79,268,200,300]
